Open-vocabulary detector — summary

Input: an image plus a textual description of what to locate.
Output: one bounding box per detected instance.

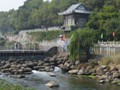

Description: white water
[54,67,61,73]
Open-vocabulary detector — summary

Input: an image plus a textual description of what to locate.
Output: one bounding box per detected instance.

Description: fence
[93,41,120,55]
[0,40,62,52]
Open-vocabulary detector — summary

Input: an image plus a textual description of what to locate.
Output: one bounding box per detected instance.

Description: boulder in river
[48,72,56,77]
[46,81,59,88]
[68,70,78,74]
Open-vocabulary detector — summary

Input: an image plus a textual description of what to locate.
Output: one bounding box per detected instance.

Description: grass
[28,30,62,41]
[112,54,120,64]
[99,56,113,65]
[99,54,120,65]
[28,30,74,42]
[0,79,34,90]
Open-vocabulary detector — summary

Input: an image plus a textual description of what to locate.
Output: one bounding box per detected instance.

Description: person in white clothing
[57,34,67,52]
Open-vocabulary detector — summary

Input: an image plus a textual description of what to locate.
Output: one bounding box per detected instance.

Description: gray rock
[101,65,107,69]
[112,71,120,78]
[77,69,85,75]
[43,63,50,66]
[46,81,59,88]
[68,70,78,74]
[75,60,80,65]
[45,67,51,72]
[10,75,25,78]
[61,65,70,72]
[99,80,105,83]
[48,72,56,77]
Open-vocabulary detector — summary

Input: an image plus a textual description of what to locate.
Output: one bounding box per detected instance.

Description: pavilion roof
[58,3,91,15]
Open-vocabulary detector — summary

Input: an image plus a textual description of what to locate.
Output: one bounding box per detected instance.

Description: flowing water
[0,67,120,90]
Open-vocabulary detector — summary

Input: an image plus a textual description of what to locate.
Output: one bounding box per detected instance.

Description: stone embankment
[0,54,120,85]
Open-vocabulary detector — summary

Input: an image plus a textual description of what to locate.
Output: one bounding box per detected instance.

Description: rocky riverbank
[0,54,120,85]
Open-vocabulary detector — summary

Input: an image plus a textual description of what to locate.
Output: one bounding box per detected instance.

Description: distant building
[58,3,91,31]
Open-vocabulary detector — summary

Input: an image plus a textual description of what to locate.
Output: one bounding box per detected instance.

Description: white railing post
[34,44,35,52]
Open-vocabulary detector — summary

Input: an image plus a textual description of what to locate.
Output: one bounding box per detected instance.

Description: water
[0,69,120,90]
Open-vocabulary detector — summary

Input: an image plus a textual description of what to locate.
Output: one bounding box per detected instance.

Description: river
[0,67,120,90]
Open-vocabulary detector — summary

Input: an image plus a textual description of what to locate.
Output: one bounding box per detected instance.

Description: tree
[69,29,97,61]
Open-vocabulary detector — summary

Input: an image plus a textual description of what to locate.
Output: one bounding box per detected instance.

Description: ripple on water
[0,71,120,90]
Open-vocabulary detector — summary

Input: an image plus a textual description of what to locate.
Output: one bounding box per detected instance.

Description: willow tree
[69,29,97,62]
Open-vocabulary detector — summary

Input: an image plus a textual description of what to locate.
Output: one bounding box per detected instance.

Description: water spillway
[0,67,120,90]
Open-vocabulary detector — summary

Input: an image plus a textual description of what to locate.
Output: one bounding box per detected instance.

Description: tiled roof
[58,3,91,15]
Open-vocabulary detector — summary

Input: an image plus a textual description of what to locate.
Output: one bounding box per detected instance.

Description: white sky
[0,0,27,11]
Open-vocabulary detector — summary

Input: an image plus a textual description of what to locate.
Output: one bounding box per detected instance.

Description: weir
[0,45,59,56]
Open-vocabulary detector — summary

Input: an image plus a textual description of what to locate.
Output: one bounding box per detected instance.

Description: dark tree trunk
[85,47,90,61]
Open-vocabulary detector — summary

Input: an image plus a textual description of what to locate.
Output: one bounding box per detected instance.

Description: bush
[88,60,98,68]
[69,28,97,61]
[112,54,120,64]
[0,37,6,46]
[28,30,62,41]
[99,56,113,65]
[0,79,34,90]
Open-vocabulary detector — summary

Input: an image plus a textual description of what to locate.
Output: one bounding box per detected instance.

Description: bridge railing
[0,39,70,52]
[0,41,60,52]
[93,41,120,55]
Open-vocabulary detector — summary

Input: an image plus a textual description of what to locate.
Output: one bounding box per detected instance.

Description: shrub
[112,54,120,64]
[0,79,34,90]
[99,56,113,65]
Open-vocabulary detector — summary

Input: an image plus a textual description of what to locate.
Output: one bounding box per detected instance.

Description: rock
[57,61,62,65]
[75,60,80,65]
[111,78,120,84]
[110,66,118,71]
[45,67,51,72]
[101,65,107,69]
[1,69,9,73]
[99,80,105,83]
[61,65,70,72]
[18,69,24,74]
[77,69,85,75]
[50,58,55,62]
[105,71,111,76]
[34,62,38,66]
[68,70,78,74]
[46,81,59,88]
[10,75,25,78]
[16,64,22,68]
[48,72,56,77]
[0,61,6,66]
[3,64,11,68]
[96,67,105,76]
[99,75,108,80]
[38,61,43,66]
[44,59,50,63]
[112,71,120,78]
[11,65,17,68]
[22,64,27,67]
[43,63,50,66]
[70,65,75,69]
[26,62,34,68]
[24,68,32,72]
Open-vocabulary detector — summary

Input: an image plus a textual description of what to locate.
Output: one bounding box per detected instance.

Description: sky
[0,0,27,11]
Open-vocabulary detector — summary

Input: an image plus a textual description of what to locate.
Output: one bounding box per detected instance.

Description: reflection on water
[0,71,120,90]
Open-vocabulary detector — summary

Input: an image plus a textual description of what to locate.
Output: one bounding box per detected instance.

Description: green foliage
[69,29,97,61]
[0,0,108,33]
[99,54,120,65]
[28,30,62,41]
[0,37,6,46]
[86,2,120,41]
[0,79,34,90]
[112,54,120,64]
[0,0,119,41]
[99,56,113,65]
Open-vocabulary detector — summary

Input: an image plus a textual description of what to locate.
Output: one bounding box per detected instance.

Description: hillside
[0,0,111,33]
[0,0,119,41]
